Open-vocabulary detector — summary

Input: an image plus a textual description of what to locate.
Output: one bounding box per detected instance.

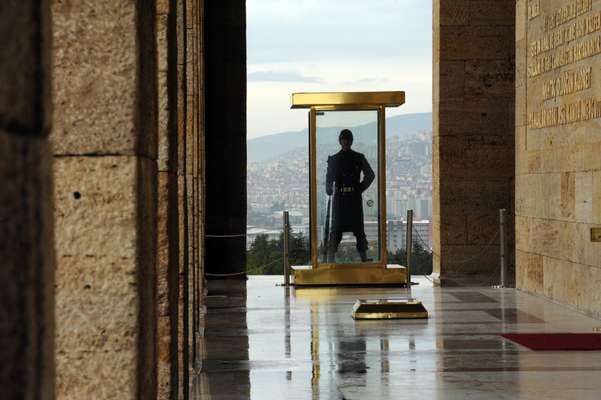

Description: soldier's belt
[338,186,355,193]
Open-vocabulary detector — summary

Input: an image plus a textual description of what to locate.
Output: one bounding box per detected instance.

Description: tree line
[247,232,433,276]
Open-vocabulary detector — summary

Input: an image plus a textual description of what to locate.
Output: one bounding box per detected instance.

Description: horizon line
[247,110,433,140]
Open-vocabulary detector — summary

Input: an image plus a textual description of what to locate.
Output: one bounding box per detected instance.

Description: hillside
[247,112,432,162]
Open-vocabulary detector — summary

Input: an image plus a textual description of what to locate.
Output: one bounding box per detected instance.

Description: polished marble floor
[194,276,601,399]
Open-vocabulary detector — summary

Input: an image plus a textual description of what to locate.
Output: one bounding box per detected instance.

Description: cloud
[247,0,432,64]
[245,1,433,138]
[247,70,321,83]
[341,77,393,85]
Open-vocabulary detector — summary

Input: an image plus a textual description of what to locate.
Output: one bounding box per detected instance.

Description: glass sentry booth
[290,92,408,286]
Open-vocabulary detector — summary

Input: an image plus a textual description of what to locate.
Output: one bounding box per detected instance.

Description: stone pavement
[195,276,601,399]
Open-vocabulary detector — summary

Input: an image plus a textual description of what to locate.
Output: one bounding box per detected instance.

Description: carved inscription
[545,0,592,31]
[527,1,601,129]
[530,11,601,57]
[528,31,601,77]
[542,67,592,100]
[529,0,541,20]
[529,97,601,128]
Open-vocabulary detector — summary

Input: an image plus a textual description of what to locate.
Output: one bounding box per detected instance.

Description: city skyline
[247,130,433,239]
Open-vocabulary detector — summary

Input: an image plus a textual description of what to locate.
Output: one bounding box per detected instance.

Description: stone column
[52,2,158,398]
[156,0,183,398]
[0,1,55,399]
[176,0,189,396]
[433,0,516,284]
[163,0,207,397]
[204,0,247,276]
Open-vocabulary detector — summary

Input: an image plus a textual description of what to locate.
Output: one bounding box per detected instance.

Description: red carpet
[500,333,601,350]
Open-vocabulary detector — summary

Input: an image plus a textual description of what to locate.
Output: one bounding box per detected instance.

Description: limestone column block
[438,135,514,178]
[526,253,544,295]
[543,256,571,305]
[466,214,500,245]
[439,178,513,214]
[589,267,601,318]
[438,61,466,100]
[440,244,500,275]
[439,25,515,61]
[176,173,188,399]
[441,215,468,245]
[437,0,469,26]
[51,0,157,157]
[575,173,593,222]
[515,126,528,174]
[54,156,157,399]
[464,60,515,97]
[593,171,601,224]
[468,0,516,26]
[567,262,591,311]
[156,171,179,400]
[515,215,531,251]
[515,249,528,289]
[157,69,171,172]
[438,97,513,137]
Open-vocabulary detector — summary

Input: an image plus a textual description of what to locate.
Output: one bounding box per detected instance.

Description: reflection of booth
[290,92,407,286]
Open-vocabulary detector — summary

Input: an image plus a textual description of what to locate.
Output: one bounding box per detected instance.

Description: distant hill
[247,112,432,163]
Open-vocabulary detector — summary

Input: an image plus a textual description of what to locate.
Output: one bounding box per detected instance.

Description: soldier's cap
[339,129,353,141]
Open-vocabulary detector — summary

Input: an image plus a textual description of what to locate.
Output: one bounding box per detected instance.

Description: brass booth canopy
[290,91,405,109]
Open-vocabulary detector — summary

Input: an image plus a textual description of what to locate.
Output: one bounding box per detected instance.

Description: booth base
[292,264,407,286]
[352,298,428,319]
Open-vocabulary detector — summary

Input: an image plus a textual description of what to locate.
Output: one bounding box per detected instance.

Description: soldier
[325,129,375,262]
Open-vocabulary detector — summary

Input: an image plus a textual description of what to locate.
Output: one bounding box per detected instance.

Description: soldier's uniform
[325,146,375,261]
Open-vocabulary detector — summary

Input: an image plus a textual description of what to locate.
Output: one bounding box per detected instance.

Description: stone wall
[515,0,601,317]
[0,2,55,398]
[433,0,516,284]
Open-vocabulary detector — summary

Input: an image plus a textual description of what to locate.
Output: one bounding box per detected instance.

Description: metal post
[499,209,507,288]
[405,209,414,285]
[283,211,290,286]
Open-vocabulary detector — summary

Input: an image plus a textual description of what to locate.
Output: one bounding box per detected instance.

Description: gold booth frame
[290,92,408,286]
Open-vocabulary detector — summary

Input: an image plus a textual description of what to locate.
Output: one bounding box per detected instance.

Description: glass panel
[315,110,380,264]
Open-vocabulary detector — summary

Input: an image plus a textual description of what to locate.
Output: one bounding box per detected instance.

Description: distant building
[291,224,310,238]
[246,226,281,250]
[418,198,432,219]
[336,219,431,255]
[387,219,431,252]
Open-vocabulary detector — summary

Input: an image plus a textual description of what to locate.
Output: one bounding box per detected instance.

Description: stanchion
[499,208,507,288]
[405,209,414,286]
[283,211,290,286]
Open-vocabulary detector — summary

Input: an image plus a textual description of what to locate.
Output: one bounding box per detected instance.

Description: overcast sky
[247,0,432,139]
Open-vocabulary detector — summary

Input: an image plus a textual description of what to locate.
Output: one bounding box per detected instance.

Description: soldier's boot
[359,251,373,262]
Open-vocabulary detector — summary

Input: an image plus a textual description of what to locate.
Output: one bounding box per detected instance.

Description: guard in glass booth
[325,129,375,262]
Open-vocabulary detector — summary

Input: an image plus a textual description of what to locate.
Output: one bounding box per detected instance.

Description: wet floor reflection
[310,301,320,399]
[285,287,291,359]
[196,277,601,400]
[195,280,250,399]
